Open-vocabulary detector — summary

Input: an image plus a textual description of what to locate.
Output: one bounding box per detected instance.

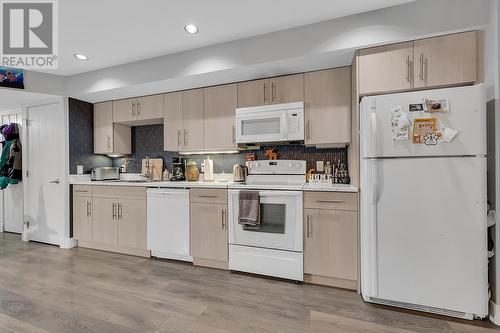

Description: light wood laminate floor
[0,232,498,333]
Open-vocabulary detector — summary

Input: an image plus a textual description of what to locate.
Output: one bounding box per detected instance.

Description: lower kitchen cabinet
[74,186,149,257]
[73,186,93,242]
[303,192,358,290]
[190,189,228,269]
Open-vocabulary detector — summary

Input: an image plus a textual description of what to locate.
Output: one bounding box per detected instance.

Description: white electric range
[228,160,306,282]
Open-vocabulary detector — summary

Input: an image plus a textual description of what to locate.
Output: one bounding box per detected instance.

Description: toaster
[91,167,120,181]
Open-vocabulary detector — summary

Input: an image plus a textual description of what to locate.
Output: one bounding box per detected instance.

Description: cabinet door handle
[405,55,410,82]
[177,129,182,147]
[184,129,188,146]
[232,125,236,144]
[118,203,123,220]
[86,201,91,217]
[271,81,276,102]
[306,119,311,140]
[419,52,424,81]
[221,209,225,230]
[112,202,117,220]
[263,82,267,103]
[198,195,218,198]
[107,136,111,150]
[137,100,141,116]
[317,200,344,204]
[74,190,89,193]
[306,215,311,238]
[132,101,136,117]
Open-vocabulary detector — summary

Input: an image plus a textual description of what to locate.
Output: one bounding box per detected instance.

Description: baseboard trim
[490,300,500,325]
[60,237,77,249]
[304,274,357,290]
[78,240,150,258]
[193,258,228,270]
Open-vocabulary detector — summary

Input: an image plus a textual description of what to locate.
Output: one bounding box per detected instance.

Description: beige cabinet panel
[92,198,118,246]
[73,196,92,242]
[191,202,228,262]
[182,89,204,151]
[270,74,304,104]
[138,95,164,121]
[117,199,147,250]
[237,79,270,108]
[358,42,413,95]
[413,31,477,89]
[94,102,113,154]
[203,84,237,150]
[304,68,351,146]
[164,92,183,151]
[304,208,357,281]
[113,98,137,123]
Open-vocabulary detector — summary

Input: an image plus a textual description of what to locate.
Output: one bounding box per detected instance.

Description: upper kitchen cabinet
[182,89,204,151]
[237,78,269,108]
[413,31,477,89]
[94,102,131,155]
[164,92,183,152]
[164,89,204,152]
[204,84,237,150]
[113,95,164,125]
[237,74,304,108]
[270,74,304,104]
[304,68,351,147]
[358,42,413,96]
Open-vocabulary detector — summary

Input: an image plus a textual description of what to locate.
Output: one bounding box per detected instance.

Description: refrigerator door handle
[370,107,377,156]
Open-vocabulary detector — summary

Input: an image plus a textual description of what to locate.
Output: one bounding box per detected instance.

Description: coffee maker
[170,157,186,181]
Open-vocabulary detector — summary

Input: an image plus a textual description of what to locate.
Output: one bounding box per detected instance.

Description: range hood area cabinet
[94,101,131,155]
[164,84,237,152]
[358,31,480,96]
[113,94,164,125]
[304,67,351,147]
[237,74,304,108]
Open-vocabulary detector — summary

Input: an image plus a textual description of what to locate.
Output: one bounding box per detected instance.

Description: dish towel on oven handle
[238,191,260,230]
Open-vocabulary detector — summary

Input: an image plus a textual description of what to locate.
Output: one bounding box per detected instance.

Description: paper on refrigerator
[390,106,411,141]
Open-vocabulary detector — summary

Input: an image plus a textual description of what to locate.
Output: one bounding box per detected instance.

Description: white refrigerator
[360,84,489,320]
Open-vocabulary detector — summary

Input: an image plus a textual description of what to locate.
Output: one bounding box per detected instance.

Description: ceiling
[0,90,59,112]
[57,0,413,76]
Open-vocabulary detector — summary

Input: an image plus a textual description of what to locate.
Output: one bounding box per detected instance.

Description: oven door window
[241,117,281,136]
[243,203,286,234]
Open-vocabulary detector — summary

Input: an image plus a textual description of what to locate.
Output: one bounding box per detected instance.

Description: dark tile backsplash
[112,124,347,174]
[68,98,112,174]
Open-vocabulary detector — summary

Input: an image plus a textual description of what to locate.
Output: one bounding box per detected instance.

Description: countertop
[69,174,233,189]
[70,174,359,192]
[302,183,358,193]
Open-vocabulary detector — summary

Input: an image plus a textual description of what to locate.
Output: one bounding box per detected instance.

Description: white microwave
[235,102,304,145]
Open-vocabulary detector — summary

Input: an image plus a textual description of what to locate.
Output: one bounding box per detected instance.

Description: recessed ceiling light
[184,24,199,34]
[74,53,88,60]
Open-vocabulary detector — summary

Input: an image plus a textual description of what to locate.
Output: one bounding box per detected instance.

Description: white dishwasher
[147,188,192,262]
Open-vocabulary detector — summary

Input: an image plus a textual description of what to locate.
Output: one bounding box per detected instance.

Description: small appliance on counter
[90,167,120,181]
[232,164,248,182]
[170,157,186,181]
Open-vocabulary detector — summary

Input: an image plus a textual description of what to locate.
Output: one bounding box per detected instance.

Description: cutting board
[142,158,164,181]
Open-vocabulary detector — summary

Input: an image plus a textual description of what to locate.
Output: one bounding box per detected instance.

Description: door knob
[49,179,60,184]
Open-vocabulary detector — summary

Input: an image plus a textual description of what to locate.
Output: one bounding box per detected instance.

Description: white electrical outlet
[316,161,324,172]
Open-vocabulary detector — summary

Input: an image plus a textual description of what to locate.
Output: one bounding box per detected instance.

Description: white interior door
[23,98,68,246]
[361,156,488,316]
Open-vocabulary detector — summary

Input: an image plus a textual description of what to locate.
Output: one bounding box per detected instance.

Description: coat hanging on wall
[0,123,22,189]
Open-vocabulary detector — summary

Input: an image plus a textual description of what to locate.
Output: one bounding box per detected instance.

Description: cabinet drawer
[304,192,358,211]
[93,186,146,200]
[73,185,93,197]
[190,188,227,204]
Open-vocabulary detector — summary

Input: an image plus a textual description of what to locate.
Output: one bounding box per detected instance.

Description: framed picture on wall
[0,67,24,90]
